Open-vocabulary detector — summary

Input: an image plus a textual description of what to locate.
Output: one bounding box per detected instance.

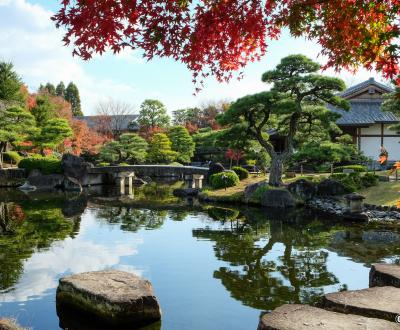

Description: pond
[0,184,399,330]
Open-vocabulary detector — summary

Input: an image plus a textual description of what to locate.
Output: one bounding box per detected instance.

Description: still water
[0,184,399,329]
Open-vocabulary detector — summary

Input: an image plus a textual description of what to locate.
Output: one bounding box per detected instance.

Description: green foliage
[138,99,170,128]
[56,81,66,97]
[147,133,177,164]
[0,62,24,104]
[250,185,270,203]
[231,166,249,180]
[31,95,56,127]
[119,162,129,166]
[65,82,82,116]
[99,133,148,164]
[34,118,73,150]
[3,151,22,165]
[168,126,195,163]
[210,171,240,189]
[44,83,56,95]
[19,156,62,174]
[97,162,110,167]
[330,172,378,192]
[334,165,367,173]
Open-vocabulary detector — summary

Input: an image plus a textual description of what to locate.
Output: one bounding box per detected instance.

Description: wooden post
[119,177,125,195]
[300,164,303,176]
[331,164,334,175]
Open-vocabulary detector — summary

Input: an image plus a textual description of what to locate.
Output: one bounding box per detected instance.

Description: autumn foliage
[53,1,400,85]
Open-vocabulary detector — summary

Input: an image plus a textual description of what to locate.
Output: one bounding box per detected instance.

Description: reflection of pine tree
[193,208,340,310]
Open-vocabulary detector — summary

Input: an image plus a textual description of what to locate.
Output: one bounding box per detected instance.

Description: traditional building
[329,78,400,160]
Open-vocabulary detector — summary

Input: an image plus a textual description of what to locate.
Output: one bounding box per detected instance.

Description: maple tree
[53,1,400,86]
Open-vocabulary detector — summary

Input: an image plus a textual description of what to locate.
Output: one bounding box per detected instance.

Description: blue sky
[0,0,385,115]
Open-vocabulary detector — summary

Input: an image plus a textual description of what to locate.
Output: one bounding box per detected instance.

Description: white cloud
[0,0,140,114]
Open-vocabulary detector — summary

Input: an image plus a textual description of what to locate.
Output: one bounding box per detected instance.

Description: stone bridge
[84,165,209,189]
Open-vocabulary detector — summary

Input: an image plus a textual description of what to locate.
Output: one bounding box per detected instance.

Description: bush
[250,185,270,203]
[334,165,367,173]
[232,166,249,180]
[119,162,130,166]
[330,172,378,192]
[19,156,62,174]
[209,171,240,189]
[360,173,379,188]
[98,162,110,167]
[3,151,22,165]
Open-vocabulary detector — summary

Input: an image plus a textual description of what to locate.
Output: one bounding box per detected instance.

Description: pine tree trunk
[269,156,284,186]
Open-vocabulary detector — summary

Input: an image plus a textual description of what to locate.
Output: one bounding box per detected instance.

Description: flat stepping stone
[257,304,399,330]
[56,270,161,328]
[322,286,400,322]
[370,263,400,288]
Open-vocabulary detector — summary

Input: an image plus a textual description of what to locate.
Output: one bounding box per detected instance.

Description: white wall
[360,136,380,159]
[360,125,381,135]
[383,137,400,160]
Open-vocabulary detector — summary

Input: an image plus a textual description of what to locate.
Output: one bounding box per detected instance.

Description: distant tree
[95,98,135,137]
[34,118,73,152]
[45,83,56,95]
[0,62,24,104]
[168,126,195,163]
[138,99,170,129]
[99,133,147,164]
[219,55,348,186]
[31,95,56,127]
[147,133,177,164]
[65,82,82,116]
[56,81,66,98]
[0,106,36,167]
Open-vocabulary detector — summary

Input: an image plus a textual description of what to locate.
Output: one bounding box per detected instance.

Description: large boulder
[244,181,268,203]
[370,263,400,288]
[61,153,93,184]
[316,179,347,196]
[260,189,295,208]
[62,176,82,192]
[207,162,225,180]
[287,179,315,201]
[56,270,161,328]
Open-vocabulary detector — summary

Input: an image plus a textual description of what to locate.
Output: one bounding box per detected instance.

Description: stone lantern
[344,193,365,213]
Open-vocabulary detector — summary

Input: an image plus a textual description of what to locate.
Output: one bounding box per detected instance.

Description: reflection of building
[75,115,140,135]
[329,78,399,160]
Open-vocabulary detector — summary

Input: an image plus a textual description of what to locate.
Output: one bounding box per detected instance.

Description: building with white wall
[329,78,400,160]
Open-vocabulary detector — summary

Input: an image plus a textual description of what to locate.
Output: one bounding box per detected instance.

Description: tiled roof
[329,100,400,126]
[74,115,139,130]
[340,77,393,98]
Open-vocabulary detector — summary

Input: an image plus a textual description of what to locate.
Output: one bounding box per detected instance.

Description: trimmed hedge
[330,172,378,192]
[19,156,62,175]
[232,166,249,180]
[3,151,22,165]
[210,171,240,189]
[334,165,367,173]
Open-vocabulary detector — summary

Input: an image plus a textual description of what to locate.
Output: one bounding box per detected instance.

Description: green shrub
[232,166,249,180]
[334,165,367,173]
[3,151,22,165]
[360,173,379,188]
[250,185,270,203]
[98,162,110,167]
[330,172,378,192]
[119,162,130,166]
[19,156,62,174]
[209,171,240,189]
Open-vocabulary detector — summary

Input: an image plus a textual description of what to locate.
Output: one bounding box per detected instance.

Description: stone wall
[0,168,27,187]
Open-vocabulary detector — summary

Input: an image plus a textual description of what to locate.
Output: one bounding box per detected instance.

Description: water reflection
[0,189,399,330]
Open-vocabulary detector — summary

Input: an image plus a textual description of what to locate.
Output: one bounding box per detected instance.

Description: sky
[0,0,387,115]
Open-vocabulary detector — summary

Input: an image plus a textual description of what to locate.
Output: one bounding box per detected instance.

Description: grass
[201,174,267,202]
[358,181,400,206]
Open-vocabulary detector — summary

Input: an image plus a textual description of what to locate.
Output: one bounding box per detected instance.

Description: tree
[53,1,400,84]
[219,55,348,186]
[0,106,36,167]
[99,133,147,164]
[95,99,135,138]
[138,99,170,130]
[45,83,56,95]
[168,126,195,163]
[31,95,56,127]
[68,119,107,156]
[146,133,177,164]
[34,118,73,152]
[65,82,82,116]
[56,82,66,98]
[0,62,24,104]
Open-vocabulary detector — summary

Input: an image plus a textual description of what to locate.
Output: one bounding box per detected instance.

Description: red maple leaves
[53,1,400,84]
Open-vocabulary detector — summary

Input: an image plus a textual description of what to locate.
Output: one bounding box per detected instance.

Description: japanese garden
[1,1,400,330]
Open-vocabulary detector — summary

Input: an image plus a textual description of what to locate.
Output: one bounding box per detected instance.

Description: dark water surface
[0,184,400,330]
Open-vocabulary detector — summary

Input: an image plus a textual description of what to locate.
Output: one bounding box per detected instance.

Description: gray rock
[207,162,225,180]
[173,188,199,197]
[370,263,400,288]
[244,181,268,203]
[28,168,42,177]
[63,176,82,192]
[287,179,315,201]
[260,189,295,208]
[316,179,347,196]
[61,153,93,184]
[56,270,161,328]
[26,174,64,191]
[257,304,397,330]
[322,286,400,321]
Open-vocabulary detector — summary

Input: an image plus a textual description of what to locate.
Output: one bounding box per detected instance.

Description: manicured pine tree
[168,126,195,164]
[0,62,24,104]
[65,82,83,116]
[146,133,177,164]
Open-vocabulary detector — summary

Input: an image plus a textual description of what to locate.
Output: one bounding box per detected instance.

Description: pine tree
[168,126,195,163]
[65,82,83,116]
[147,133,177,164]
[0,62,24,104]
[56,82,66,98]
[45,83,56,95]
